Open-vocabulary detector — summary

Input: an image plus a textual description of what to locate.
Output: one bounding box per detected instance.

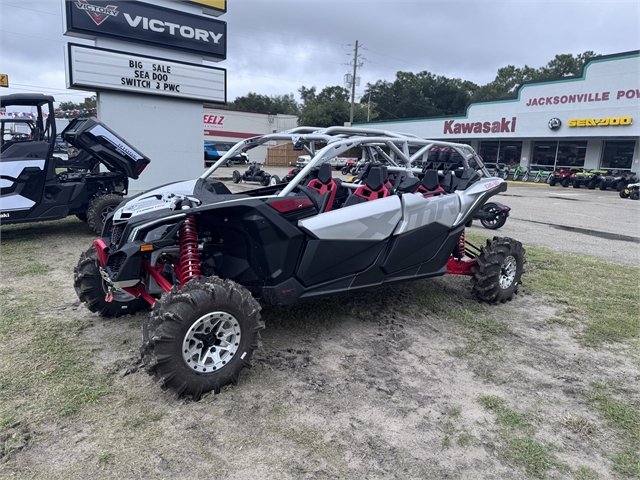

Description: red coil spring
[457,229,466,258]
[179,215,201,285]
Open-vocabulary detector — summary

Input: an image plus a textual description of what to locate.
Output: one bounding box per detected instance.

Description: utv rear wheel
[598,180,607,191]
[87,194,123,235]
[74,246,150,317]
[232,170,241,183]
[260,176,270,187]
[561,179,570,187]
[549,178,557,186]
[631,191,640,201]
[141,277,263,400]
[472,237,525,303]
[572,180,580,188]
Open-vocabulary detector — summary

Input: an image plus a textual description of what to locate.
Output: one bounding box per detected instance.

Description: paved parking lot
[487,181,639,266]
[208,166,640,266]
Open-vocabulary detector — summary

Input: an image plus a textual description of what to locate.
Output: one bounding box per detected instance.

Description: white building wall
[354,52,640,173]
[203,106,297,163]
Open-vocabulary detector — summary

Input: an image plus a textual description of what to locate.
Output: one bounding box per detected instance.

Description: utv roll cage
[201,126,491,196]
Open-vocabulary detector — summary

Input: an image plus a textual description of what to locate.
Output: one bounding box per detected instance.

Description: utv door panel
[383,223,449,274]
[296,239,386,287]
[0,159,46,211]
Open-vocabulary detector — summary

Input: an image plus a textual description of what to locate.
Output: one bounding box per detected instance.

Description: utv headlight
[143,223,178,242]
[128,214,187,242]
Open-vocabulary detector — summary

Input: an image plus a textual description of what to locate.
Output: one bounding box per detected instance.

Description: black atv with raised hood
[74,126,526,400]
[0,94,149,234]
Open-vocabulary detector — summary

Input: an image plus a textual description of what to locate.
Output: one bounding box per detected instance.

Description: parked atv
[232,162,274,186]
[596,170,637,191]
[572,169,607,189]
[619,182,640,200]
[74,126,526,400]
[0,94,150,234]
[549,167,582,187]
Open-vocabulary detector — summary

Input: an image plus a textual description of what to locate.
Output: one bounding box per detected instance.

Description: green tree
[297,85,370,127]
[229,92,299,115]
[57,96,96,118]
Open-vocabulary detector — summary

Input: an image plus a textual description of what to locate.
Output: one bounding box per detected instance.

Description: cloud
[0,0,637,105]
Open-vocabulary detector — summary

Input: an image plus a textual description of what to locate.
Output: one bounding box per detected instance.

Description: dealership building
[201,106,298,163]
[354,51,640,174]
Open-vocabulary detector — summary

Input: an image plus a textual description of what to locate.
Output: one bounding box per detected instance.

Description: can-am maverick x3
[74,126,526,400]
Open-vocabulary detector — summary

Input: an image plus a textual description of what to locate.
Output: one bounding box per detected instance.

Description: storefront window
[478,141,521,167]
[478,141,499,165]
[556,141,587,168]
[531,141,557,167]
[600,141,636,170]
[500,142,522,167]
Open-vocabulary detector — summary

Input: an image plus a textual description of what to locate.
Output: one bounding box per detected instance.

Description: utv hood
[61,117,150,179]
[111,179,199,223]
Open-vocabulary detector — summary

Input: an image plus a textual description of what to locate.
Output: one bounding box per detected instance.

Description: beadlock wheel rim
[500,255,517,289]
[183,311,241,373]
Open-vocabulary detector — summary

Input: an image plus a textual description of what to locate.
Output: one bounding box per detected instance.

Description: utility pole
[349,40,359,125]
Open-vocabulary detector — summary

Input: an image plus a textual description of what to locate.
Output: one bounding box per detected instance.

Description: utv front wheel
[620,189,630,199]
[472,237,525,303]
[74,246,150,317]
[141,277,263,400]
[631,191,640,201]
[87,194,123,235]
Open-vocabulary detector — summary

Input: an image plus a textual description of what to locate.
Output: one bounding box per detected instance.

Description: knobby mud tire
[87,193,123,235]
[74,246,150,318]
[630,191,640,201]
[141,277,264,400]
[471,237,526,303]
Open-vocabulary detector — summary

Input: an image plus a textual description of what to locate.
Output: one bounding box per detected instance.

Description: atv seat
[415,170,445,197]
[305,163,338,212]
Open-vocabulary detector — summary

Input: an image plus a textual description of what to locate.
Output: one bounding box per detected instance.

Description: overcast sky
[0,0,638,107]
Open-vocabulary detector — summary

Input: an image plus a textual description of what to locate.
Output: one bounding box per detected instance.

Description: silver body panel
[298,195,402,241]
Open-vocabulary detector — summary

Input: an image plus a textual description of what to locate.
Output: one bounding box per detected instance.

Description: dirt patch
[1,216,638,479]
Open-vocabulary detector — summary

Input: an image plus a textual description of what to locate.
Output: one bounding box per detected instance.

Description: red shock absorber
[457,229,466,259]
[179,215,201,285]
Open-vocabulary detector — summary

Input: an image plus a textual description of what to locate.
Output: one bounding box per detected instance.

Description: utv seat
[345,166,392,206]
[304,162,339,212]
[441,168,481,192]
[415,169,445,197]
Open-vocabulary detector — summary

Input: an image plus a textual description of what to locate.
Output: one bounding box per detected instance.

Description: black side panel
[296,239,386,287]
[382,223,449,274]
[417,225,464,275]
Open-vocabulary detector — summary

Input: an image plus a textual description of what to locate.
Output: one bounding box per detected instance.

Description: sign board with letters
[67,44,226,103]
[64,0,226,61]
[0,74,8,88]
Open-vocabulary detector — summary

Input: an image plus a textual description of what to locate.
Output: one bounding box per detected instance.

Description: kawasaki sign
[64,0,226,61]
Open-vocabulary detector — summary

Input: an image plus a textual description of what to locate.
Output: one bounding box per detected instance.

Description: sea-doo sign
[67,44,226,103]
[65,0,226,61]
